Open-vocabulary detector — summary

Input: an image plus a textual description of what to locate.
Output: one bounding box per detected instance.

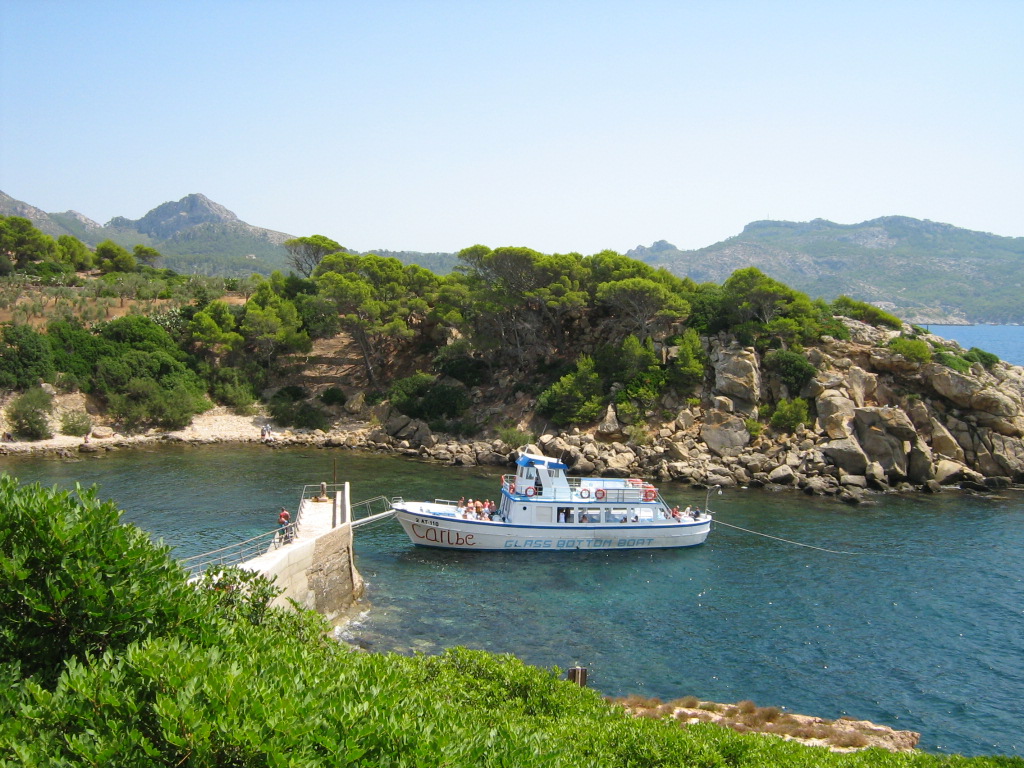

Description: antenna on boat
[704,484,722,514]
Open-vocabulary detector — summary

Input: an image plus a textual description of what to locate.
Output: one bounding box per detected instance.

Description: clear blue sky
[2,1,1021,254]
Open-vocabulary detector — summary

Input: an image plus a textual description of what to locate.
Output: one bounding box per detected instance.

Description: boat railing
[502,473,659,504]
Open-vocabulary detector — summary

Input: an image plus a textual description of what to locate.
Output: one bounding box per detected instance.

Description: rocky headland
[4,319,1023,503]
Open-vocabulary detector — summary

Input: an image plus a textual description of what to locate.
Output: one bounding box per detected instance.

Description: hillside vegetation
[629,217,1024,324]
[2,477,1021,766]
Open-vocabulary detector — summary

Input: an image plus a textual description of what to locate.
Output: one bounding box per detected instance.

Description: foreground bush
[1,477,1020,767]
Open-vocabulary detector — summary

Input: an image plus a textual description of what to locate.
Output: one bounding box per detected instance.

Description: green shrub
[389,373,471,421]
[763,349,817,394]
[831,295,902,329]
[770,398,809,433]
[0,477,200,686]
[274,384,309,402]
[320,386,347,406]
[667,328,706,390]
[626,423,650,445]
[0,323,55,390]
[496,425,535,448]
[108,378,211,431]
[744,418,763,438]
[59,410,92,437]
[268,393,331,431]
[209,367,256,412]
[887,335,931,364]
[6,387,53,440]
[963,346,999,369]
[537,355,605,426]
[932,350,972,374]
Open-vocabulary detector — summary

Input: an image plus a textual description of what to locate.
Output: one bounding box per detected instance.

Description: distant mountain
[629,217,1024,324]
[1,190,460,278]
[0,191,293,276]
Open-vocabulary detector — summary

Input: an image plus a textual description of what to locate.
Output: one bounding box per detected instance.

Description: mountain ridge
[628,216,1024,324]
[3,190,1021,321]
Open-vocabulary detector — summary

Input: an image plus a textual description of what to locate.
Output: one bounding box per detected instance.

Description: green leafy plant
[932,350,972,374]
[962,346,999,369]
[319,386,348,407]
[770,398,810,433]
[887,335,931,363]
[496,425,535,448]
[537,355,605,426]
[6,387,54,440]
[763,349,817,394]
[59,410,92,437]
[744,418,763,438]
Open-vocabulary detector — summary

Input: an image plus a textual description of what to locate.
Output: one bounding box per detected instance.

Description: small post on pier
[567,666,588,687]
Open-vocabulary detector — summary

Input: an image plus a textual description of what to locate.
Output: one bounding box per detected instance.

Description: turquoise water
[3,444,1022,757]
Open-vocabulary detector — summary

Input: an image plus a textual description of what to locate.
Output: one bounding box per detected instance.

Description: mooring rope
[712,517,902,557]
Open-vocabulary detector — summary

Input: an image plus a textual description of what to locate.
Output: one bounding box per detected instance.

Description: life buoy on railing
[525,486,536,496]
[595,488,606,501]
[643,489,656,501]
[508,482,516,494]
[579,488,591,499]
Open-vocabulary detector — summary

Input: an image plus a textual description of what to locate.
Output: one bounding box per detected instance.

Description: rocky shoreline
[3,319,1023,503]
[617,695,920,753]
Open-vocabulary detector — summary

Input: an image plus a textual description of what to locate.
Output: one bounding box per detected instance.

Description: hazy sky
[2,1,1021,254]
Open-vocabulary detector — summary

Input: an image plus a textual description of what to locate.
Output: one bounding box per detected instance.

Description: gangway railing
[180,493,396,577]
[351,495,396,529]
[179,527,290,579]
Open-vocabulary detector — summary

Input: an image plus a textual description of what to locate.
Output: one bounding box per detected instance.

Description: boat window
[534,507,553,523]
[556,507,572,523]
[608,508,629,523]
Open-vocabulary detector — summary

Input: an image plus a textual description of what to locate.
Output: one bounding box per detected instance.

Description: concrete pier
[241,483,364,622]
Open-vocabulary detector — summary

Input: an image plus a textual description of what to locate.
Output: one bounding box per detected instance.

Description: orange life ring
[508,482,516,494]
[579,488,590,499]
[595,488,606,501]
[525,486,536,496]
[643,489,656,501]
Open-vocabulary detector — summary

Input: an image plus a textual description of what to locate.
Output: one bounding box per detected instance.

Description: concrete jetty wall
[241,484,364,622]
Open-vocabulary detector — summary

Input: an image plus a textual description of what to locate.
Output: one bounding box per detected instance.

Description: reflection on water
[2,445,1022,757]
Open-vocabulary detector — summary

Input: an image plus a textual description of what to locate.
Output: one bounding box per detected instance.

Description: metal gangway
[179,485,396,578]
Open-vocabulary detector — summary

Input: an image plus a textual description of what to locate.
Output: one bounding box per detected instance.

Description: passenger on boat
[671,506,682,521]
[580,513,589,523]
[619,515,628,523]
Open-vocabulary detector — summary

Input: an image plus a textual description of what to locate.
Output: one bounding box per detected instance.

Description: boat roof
[516,452,569,471]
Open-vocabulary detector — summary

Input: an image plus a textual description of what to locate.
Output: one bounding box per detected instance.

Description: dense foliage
[0,217,1007,441]
[2,477,1020,766]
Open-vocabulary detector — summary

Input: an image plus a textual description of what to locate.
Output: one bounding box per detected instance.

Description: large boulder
[596,404,623,439]
[924,364,982,407]
[711,343,761,409]
[906,438,935,484]
[699,409,751,457]
[821,437,869,475]
[929,418,966,462]
[853,407,919,442]
[845,366,878,407]
[816,390,856,438]
[857,426,907,481]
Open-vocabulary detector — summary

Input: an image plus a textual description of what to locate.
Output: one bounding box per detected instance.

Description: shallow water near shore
[3,444,1022,757]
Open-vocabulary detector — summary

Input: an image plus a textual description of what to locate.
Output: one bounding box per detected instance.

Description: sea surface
[926,324,1024,367]
[3,444,1022,758]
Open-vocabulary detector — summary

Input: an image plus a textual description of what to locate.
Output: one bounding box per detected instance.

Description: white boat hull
[393,502,710,551]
